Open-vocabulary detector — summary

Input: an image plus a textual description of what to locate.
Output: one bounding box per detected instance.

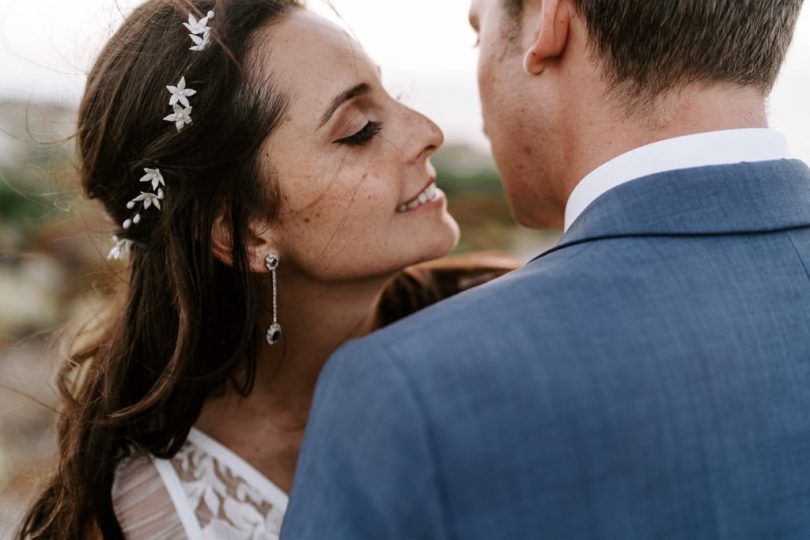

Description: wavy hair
[19,0,300,537]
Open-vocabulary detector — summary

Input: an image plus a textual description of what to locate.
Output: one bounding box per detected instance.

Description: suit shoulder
[342,237,690,367]
[346,244,598,357]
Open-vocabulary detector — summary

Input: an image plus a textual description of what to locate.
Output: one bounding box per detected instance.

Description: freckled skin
[251,11,460,282]
[198,9,461,495]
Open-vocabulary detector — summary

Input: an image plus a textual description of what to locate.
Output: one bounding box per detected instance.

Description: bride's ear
[522,0,571,76]
[211,211,278,274]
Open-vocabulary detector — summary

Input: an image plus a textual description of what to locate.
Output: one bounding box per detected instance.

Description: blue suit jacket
[282,160,810,539]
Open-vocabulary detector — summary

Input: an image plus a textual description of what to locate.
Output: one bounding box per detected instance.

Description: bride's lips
[396,179,442,213]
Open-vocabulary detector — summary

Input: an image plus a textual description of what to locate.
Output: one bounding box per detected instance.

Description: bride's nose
[407,109,444,164]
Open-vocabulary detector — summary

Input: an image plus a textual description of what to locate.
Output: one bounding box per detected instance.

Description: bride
[18,0,515,538]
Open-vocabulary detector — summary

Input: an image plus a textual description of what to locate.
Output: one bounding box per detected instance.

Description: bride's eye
[335,121,383,147]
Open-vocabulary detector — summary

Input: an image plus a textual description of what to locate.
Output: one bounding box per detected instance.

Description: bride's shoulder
[112,431,288,539]
[112,450,187,539]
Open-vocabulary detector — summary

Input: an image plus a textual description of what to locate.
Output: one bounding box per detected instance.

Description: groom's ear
[522,0,571,76]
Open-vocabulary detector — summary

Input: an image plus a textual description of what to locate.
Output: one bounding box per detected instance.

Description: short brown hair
[504,0,803,96]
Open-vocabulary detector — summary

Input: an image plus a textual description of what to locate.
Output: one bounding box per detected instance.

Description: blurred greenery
[0,101,78,251]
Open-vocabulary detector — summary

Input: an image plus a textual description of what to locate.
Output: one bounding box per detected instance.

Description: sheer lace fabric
[113,452,187,538]
[113,428,288,539]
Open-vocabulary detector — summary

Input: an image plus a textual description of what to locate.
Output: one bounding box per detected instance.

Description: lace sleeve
[112,453,188,539]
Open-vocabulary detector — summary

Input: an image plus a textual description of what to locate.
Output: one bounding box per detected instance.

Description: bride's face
[253,10,460,282]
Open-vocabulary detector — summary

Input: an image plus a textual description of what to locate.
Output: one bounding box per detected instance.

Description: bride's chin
[443,217,461,253]
[421,217,462,262]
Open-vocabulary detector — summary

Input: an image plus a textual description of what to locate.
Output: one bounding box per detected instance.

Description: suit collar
[563,129,790,231]
[536,159,810,260]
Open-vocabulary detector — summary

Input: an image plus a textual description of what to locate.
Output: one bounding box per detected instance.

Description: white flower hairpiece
[185,11,215,51]
[189,30,212,52]
[140,168,165,190]
[107,235,134,261]
[109,9,215,261]
[183,11,214,35]
[167,77,197,108]
[164,104,193,131]
[123,187,165,230]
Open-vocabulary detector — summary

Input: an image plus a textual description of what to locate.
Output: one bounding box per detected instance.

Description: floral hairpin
[185,11,215,51]
[107,235,134,261]
[108,9,214,261]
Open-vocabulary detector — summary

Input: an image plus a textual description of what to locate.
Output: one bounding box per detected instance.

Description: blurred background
[0,0,808,533]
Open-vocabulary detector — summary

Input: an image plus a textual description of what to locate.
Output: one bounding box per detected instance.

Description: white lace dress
[112,427,288,539]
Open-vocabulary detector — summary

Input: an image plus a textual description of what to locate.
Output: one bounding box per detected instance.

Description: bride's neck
[246,270,393,423]
[193,272,391,489]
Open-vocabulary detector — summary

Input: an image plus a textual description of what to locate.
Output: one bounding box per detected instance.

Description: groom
[283,0,810,538]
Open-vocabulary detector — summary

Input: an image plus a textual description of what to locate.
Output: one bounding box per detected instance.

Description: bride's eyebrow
[319,83,371,129]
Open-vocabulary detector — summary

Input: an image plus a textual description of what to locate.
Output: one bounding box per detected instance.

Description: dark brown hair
[19,0,299,537]
[504,0,804,96]
[378,253,520,327]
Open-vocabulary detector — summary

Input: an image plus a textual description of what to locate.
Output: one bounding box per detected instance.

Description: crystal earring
[265,253,282,346]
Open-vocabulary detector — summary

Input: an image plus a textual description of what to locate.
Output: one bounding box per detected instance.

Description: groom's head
[470,0,804,228]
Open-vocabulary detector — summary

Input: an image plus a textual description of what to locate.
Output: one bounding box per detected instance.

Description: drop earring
[265,253,282,346]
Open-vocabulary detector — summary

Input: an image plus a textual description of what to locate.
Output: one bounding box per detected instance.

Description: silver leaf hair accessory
[107,236,134,261]
[109,9,215,260]
[140,168,165,191]
[120,167,165,230]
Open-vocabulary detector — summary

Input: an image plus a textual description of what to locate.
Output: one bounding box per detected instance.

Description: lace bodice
[113,428,288,539]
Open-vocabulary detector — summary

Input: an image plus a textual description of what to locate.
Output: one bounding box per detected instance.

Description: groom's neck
[559,82,769,203]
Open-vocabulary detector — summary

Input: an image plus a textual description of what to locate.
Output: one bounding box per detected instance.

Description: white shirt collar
[564,128,791,231]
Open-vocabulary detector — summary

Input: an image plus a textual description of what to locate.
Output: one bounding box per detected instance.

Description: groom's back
[281,0,810,536]
[284,161,810,539]
[385,236,810,538]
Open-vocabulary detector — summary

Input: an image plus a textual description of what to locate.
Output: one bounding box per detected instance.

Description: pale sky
[0,0,807,158]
